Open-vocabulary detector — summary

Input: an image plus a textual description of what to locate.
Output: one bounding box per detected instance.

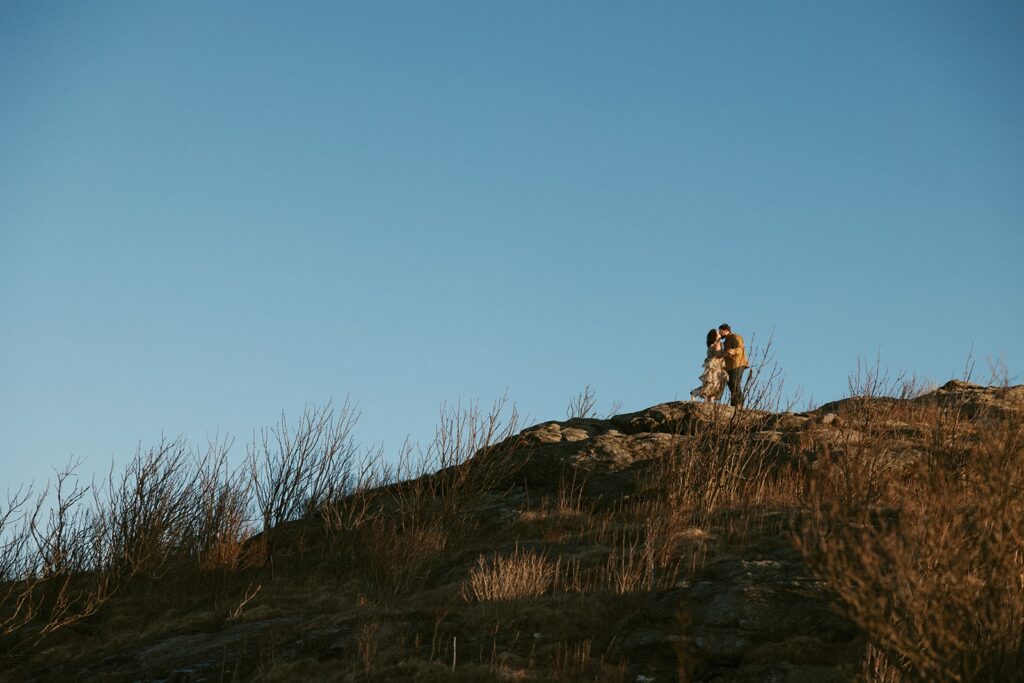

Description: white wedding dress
[690,343,729,401]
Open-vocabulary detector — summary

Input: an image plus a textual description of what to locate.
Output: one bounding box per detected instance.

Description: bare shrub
[809,360,924,510]
[743,334,800,413]
[364,397,522,599]
[363,515,449,600]
[0,461,118,650]
[567,386,623,421]
[566,385,598,420]
[32,463,117,636]
[0,487,31,582]
[320,445,386,542]
[518,471,594,546]
[248,400,359,538]
[627,348,805,578]
[228,582,262,620]
[636,496,708,576]
[424,395,522,501]
[28,459,93,577]
[796,379,1024,682]
[463,546,556,602]
[185,438,254,571]
[0,487,34,640]
[96,437,201,579]
[604,400,624,419]
[653,410,778,536]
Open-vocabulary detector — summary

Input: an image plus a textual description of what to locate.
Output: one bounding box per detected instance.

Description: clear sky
[2,1,1022,491]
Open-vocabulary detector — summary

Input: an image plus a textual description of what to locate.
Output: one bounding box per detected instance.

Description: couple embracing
[690,323,748,407]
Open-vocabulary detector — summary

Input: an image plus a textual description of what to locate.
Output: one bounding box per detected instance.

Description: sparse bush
[796,371,1024,682]
[464,546,556,602]
[808,357,924,509]
[27,459,93,578]
[363,515,449,600]
[248,400,359,540]
[320,445,387,555]
[0,488,31,583]
[186,439,254,571]
[565,349,801,595]
[97,437,201,579]
[742,334,800,412]
[0,460,118,650]
[364,397,522,599]
[566,385,598,420]
[645,407,779,542]
[566,385,623,421]
[0,487,34,641]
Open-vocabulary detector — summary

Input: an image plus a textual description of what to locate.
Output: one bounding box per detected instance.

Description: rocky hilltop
[2,381,1022,682]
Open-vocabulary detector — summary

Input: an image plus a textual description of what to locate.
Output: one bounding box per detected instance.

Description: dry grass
[795,364,1024,682]
[463,546,557,602]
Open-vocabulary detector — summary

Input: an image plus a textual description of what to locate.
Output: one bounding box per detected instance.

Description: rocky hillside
[2,381,1022,682]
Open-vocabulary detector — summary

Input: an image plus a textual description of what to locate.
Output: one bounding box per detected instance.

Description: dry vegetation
[795,363,1024,682]
[0,357,1021,682]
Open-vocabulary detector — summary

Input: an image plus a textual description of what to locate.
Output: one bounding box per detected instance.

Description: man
[718,323,748,408]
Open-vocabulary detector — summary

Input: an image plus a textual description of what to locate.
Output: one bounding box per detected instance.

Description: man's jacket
[724,334,749,370]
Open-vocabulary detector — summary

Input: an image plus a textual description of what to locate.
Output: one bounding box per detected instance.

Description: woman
[690,328,729,402]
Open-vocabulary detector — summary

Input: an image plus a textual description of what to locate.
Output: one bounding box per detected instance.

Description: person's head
[706,329,719,347]
[718,323,732,337]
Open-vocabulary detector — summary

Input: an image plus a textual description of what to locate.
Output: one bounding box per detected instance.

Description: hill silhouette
[1,378,1022,682]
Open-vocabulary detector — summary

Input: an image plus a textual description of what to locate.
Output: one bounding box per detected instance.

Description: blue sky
[2,1,1022,490]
